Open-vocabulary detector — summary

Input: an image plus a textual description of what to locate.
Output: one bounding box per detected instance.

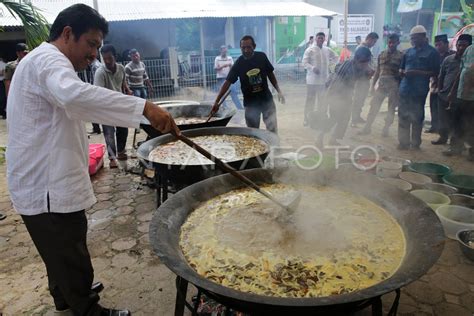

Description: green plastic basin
[443,174,474,195]
[409,162,452,182]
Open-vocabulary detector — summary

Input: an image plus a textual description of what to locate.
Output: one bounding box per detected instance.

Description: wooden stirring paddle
[205,89,232,123]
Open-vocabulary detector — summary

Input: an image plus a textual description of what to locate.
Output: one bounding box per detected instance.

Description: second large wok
[140,102,236,139]
[137,127,279,189]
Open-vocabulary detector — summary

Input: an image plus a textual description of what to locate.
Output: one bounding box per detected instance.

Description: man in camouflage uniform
[359,34,403,137]
[4,43,29,97]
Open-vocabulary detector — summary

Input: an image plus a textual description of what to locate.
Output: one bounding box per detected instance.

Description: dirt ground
[0,84,473,315]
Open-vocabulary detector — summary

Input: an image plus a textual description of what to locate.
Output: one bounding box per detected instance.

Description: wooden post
[438,0,445,34]
[199,19,207,90]
[344,0,349,49]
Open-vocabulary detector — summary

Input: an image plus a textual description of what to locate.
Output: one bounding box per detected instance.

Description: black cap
[458,34,473,45]
[434,34,448,43]
[15,43,29,52]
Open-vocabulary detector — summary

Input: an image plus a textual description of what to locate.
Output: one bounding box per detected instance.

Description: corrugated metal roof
[1,0,339,26]
[1,0,94,26]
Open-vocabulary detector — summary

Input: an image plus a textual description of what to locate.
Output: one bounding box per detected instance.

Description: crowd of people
[302,26,473,162]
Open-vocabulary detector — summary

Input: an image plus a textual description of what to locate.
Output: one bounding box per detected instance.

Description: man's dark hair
[240,35,256,48]
[354,46,372,61]
[15,43,28,52]
[100,44,116,56]
[129,48,138,55]
[49,4,108,42]
[355,35,362,40]
[388,34,400,42]
[366,32,379,40]
[458,34,473,45]
[316,32,326,37]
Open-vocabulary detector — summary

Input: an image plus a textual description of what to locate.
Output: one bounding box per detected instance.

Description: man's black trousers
[22,210,102,315]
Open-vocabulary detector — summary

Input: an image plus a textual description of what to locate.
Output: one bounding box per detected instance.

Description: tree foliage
[461,0,473,25]
[1,0,49,48]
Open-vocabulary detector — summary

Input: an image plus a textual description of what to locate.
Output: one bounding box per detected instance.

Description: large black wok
[150,168,445,314]
[137,127,279,190]
[140,102,236,139]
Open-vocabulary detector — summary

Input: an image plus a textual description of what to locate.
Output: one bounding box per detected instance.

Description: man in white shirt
[302,32,338,126]
[214,45,243,109]
[6,4,178,316]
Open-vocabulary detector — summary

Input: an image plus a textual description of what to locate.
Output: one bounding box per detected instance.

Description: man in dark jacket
[398,25,440,150]
[426,34,455,134]
[434,34,472,148]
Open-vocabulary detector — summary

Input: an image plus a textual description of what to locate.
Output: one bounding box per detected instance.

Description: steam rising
[213,180,394,259]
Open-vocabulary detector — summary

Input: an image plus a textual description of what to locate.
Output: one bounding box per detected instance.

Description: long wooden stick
[205,89,231,123]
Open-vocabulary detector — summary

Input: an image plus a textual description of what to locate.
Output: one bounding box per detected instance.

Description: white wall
[305,0,345,43]
[349,0,386,39]
[349,0,386,54]
[306,0,386,50]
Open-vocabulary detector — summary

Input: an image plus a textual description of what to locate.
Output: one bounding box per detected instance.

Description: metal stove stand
[153,167,175,208]
[173,276,401,316]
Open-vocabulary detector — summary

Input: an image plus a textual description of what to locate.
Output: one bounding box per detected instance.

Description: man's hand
[278,92,285,104]
[447,92,456,104]
[313,67,320,75]
[143,101,180,135]
[125,88,133,95]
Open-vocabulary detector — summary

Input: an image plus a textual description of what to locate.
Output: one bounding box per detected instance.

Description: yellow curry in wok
[180,184,406,298]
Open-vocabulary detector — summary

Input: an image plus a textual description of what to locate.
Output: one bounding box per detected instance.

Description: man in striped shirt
[125,48,153,98]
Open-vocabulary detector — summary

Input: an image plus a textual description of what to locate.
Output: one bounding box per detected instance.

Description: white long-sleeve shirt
[214,55,233,79]
[6,42,145,216]
[302,44,338,85]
